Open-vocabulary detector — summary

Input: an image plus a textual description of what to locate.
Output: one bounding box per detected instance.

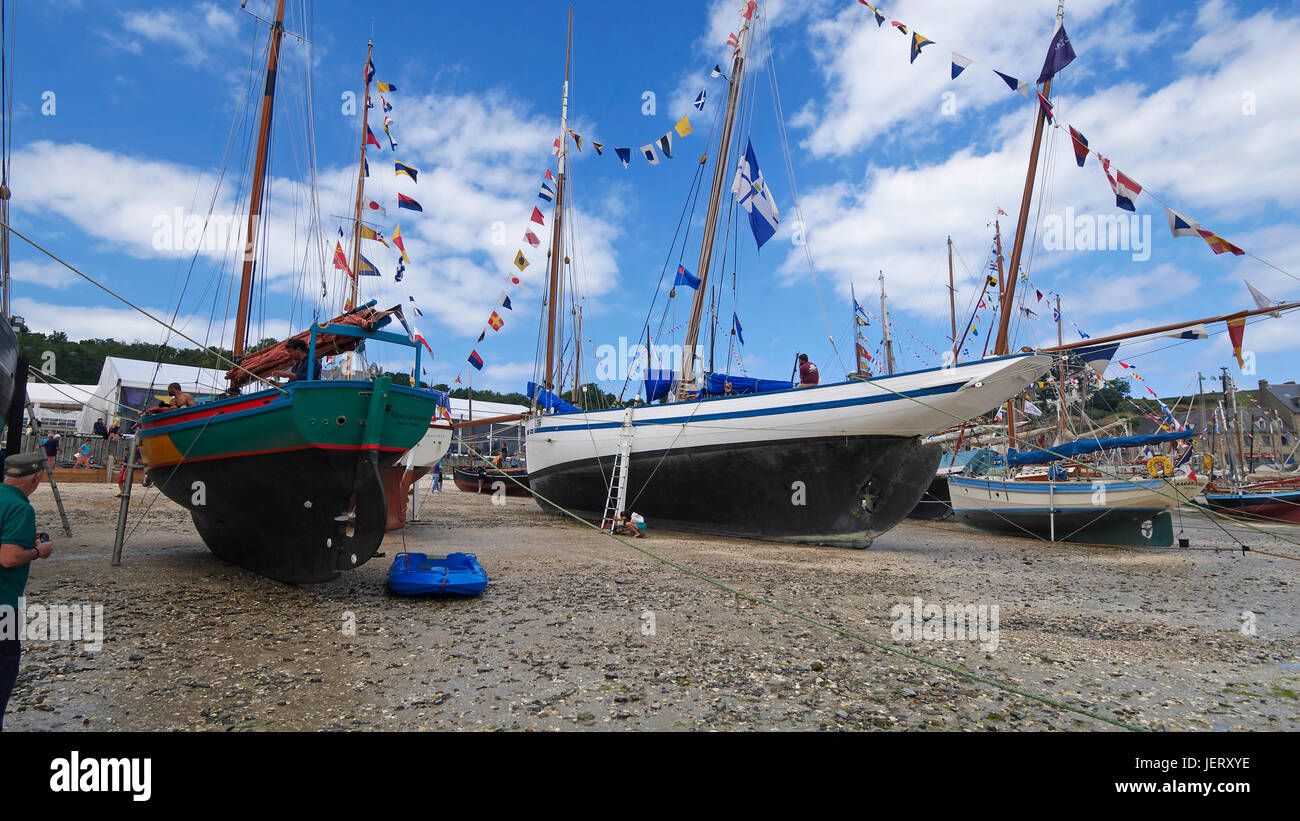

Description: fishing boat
[453,464,531,496]
[949,430,1205,546]
[137,2,439,584]
[515,4,1048,547]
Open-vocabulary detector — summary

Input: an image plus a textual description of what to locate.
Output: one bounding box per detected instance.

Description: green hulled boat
[138,3,438,583]
[139,356,436,583]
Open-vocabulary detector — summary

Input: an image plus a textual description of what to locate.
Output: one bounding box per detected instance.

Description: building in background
[1257,380,1300,433]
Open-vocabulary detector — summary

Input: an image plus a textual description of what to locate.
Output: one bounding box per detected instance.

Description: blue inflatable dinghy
[388,552,489,596]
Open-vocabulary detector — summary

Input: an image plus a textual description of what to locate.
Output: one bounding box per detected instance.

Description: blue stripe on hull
[534,381,965,434]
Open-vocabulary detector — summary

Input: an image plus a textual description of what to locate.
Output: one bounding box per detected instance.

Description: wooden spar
[1039,301,1300,353]
[679,8,754,395]
[349,41,374,312]
[232,0,288,361]
[947,236,956,360]
[995,2,1065,356]
[453,412,528,429]
[543,6,572,392]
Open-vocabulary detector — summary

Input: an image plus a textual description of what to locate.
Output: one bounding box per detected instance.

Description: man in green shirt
[0,452,54,731]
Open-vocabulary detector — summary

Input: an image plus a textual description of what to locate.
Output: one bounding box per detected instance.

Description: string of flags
[850,1,1266,263]
[334,56,436,372]
[566,110,700,170]
[458,163,561,378]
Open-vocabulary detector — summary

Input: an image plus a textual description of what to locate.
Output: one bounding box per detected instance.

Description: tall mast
[679,4,756,395]
[232,0,289,360]
[946,236,956,360]
[995,0,1066,357]
[349,41,374,313]
[0,0,10,320]
[879,270,895,376]
[543,5,572,392]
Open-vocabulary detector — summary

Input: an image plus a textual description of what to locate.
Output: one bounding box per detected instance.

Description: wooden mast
[879,270,895,375]
[232,0,288,361]
[995,0,1066,449]
[349,41,374,313]
[995,0,1066,356]
[678,5,755,397]
[543,6,572,392]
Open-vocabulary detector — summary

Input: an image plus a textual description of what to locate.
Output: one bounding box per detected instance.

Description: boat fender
[1146,456,1174,478]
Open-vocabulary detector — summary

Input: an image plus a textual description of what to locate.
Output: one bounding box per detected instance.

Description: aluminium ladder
[601,407,635,533]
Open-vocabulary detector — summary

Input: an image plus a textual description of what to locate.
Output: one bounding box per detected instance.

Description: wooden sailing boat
[136,1,440,583]
[1203,369,1300,523]
[522,3,1050,547]
[944,2,1214,547]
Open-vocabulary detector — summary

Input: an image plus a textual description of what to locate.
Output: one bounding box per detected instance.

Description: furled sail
[1006,428,1194,466]
[225,301,399,387]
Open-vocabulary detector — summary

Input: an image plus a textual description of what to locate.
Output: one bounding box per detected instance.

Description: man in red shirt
[797,353,819,388]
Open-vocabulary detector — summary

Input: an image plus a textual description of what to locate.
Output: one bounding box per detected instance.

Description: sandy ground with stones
[4,478,1298,732]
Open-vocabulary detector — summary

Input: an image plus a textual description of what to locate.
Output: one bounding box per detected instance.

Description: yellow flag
[674,116,693,138]
[514,251,529,272]
[359,224,388,247]
[393,224,410,264]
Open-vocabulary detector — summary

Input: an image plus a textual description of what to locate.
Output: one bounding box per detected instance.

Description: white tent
[24,382,98,432]
[77,357,229,433]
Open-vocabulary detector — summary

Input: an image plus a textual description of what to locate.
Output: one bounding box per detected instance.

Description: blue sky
[8,0,1299,407]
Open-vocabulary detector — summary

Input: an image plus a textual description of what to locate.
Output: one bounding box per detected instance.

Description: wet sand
[5,480,1298,731]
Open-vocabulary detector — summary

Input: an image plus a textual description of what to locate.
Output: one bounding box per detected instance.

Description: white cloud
[779,1,1300,328]
[10,260,82,290]
[104,2,241,67]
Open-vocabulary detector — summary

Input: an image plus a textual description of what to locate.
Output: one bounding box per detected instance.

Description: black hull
[955,508,1175,547]
[0,318,17,420]
[452,466,531,496]
[907,475,953,521]
[530,436,941,548]
[147,448,399,584]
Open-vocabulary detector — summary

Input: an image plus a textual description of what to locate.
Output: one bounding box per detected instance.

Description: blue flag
[614,147,632,169]
[674,265,701,289]
[732,313,744,345]
[1037,25,1077,85]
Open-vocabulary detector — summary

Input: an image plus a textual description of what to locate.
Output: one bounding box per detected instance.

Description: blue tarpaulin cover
[527,382,580,414]
[702,372,791,397]
[1007,428,1194,466]
[644,369,676,402]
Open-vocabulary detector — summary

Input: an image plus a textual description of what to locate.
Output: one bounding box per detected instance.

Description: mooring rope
[453,436,1148,732]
